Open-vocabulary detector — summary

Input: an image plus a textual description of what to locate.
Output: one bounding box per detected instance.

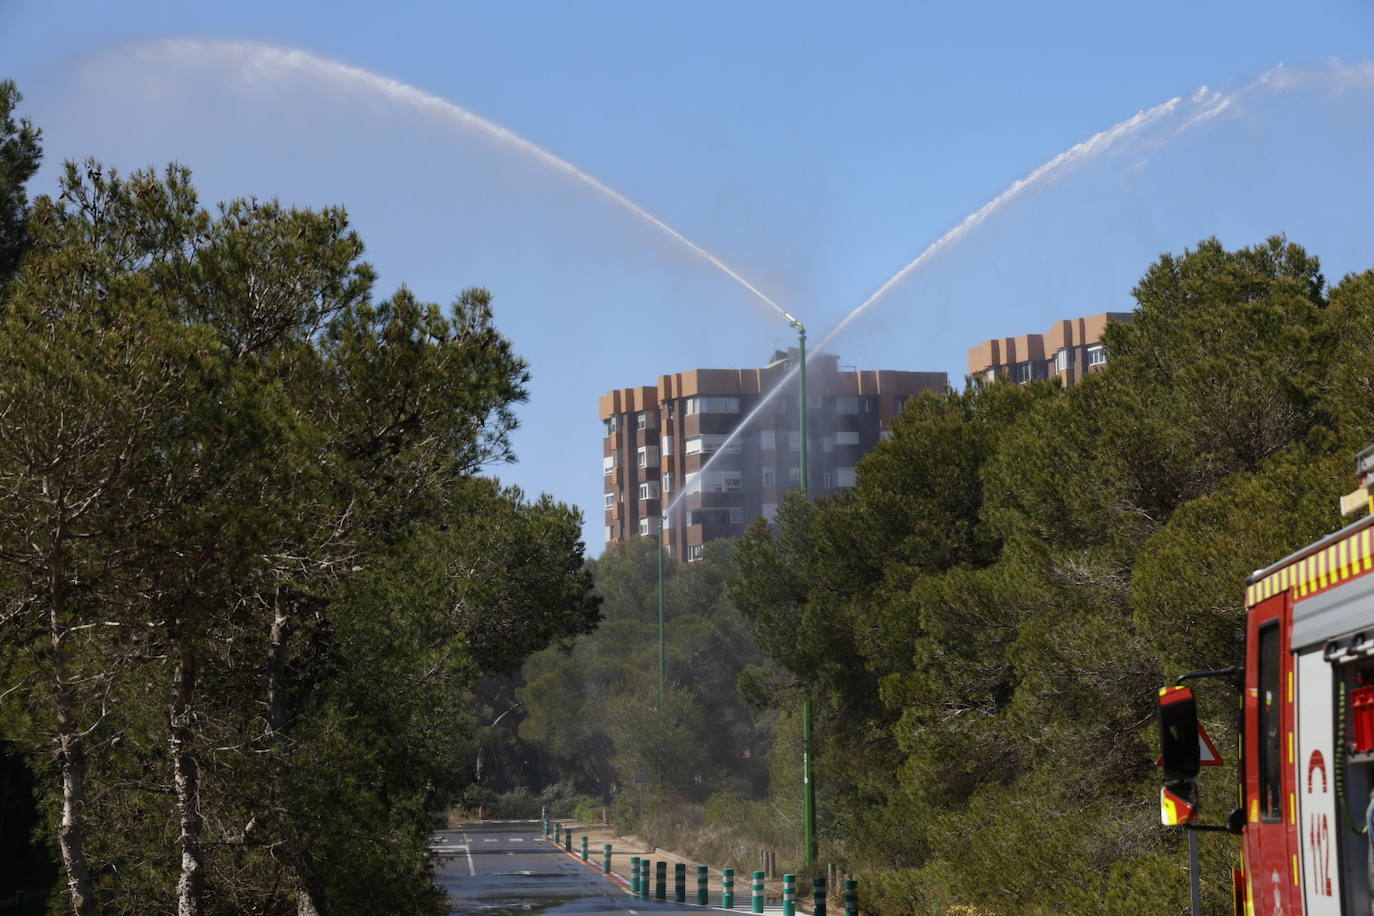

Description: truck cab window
[1258,621,1282,821]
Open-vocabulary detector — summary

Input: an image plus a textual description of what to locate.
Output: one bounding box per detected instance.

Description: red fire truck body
[1231,511,1374,915]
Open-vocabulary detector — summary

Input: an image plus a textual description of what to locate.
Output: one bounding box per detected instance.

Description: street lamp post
[787,316,817,867]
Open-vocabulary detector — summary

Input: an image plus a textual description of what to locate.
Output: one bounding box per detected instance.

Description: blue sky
[4,1,1374,553]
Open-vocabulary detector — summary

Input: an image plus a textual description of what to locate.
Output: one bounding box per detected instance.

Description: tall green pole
[790,319,817,866]
[658,511,665,707]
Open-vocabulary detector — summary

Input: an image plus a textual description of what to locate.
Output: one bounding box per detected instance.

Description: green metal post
[813,877,827,916]
[580,835,588,862]
[675,863,686,903]
[793,320,817,867]
[630,857,641,897]
[603,843,612,874]
[656,861,667,900]
[552,822,559,843]
[564,827,572,853]
[783,874,796,916]
[723,867,735,909]
[796,322,807,499]
[844,879,858,916]
[658,513,665,706]
[752,870,765,915]
[697,866,709,906]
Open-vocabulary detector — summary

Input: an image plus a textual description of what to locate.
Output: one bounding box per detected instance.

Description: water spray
[129,39,792,325]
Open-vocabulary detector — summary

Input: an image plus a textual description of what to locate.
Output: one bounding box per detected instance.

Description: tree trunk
[267,602,328,916]
[51,558,100,916]
[170,628,204,916]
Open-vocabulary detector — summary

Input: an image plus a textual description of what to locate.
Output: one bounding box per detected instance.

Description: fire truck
[1160,445,1374,915]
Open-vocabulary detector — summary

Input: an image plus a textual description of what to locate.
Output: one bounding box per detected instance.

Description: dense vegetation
[0,82,599,915]
[495,238,1374,914]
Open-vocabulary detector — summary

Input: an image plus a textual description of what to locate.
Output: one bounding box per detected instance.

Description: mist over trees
[0,82,599,916]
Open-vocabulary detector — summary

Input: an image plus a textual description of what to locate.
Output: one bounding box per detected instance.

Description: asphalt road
[434,820,710,916]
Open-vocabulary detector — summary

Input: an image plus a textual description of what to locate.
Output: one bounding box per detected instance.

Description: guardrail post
[675,863,686,902]
[752,870,765,914]
[564,827,572,853]
[581,835,588,862]
[813,877,827,916]
[697,865,709,905]
[550,821,558,841]
[656,861,667,900]
[630,857,640,897]
[723,867,735,909]
[783,874,795,916]
[844,879,858,916]
[603,843,613,874]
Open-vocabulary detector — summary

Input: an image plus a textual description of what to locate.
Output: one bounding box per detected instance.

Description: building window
[687,544,704,561]
[685,396,740,415]
[639,481,660,500]
[604,525,614,542]
[728,507,743,525]
[759,430,775,451]
[636,412,647,430]
[823,471,833,490]
[822,436,834,454]
[837,467,857,488]
[895,395,908,413]
[862,397,875,414]
[1055,348,1071,373]
[834,396,858,415]
[762,467,775,487]
[603,454,620,475]
[605,416,617,435]
[686,435,733,455]
[723,472,743,493]
[880,429,894,442]
[789,467,800,483]
[661,435,673,454]
[604,492,616,509]
[806,394,822,409]
[638,518,651,536]
[662,472,673,493]
[762,503,778,522]
[1087,345,1107,367]
[836,430,859,446]
[984,368,997,384]
[789,432,801,451]
[636,446,659,467]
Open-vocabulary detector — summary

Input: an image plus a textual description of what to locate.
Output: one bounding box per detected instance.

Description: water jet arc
[132,38,792,323]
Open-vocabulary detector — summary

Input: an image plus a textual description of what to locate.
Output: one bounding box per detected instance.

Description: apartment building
[967,311,1132,387]
[600,351,946,561]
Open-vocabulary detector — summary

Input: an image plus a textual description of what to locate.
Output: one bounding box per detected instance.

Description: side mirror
[1158,685,1201,780]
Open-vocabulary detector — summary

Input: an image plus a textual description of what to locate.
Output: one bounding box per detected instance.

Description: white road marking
[465,843,475,876]
[484,838,498,842]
